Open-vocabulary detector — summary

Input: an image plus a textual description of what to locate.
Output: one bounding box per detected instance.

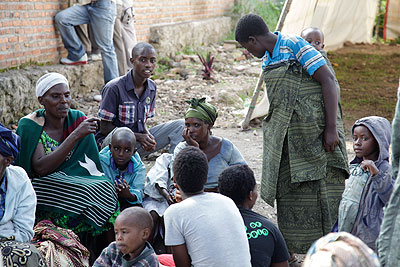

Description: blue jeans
[55,0,118,83]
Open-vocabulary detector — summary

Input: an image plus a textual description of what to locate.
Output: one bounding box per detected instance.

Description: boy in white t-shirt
[164,146,251,267]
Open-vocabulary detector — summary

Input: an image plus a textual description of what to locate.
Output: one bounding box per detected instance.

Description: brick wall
[0,0,234,69]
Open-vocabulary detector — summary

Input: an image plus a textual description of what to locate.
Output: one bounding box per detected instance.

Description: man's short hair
[173,146,208,194]
[235,13,270,43]
[218,165,256,206]
[131,42,155,58]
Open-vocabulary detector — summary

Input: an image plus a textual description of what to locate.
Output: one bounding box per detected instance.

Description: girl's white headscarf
[36,72,69,97]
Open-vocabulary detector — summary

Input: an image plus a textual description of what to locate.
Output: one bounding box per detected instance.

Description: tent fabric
[280,0,379,51]
[385,0,400,40]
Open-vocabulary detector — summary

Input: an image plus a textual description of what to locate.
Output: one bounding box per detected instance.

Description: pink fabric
[157,254,175,267]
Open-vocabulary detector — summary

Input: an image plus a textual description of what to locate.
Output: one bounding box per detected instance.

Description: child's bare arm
[171,243,191,267]
[155,183,174,205]
[312,65,339,152]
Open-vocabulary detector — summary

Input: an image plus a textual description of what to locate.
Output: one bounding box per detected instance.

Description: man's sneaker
[88,53,102,61]
[61,53,88,65]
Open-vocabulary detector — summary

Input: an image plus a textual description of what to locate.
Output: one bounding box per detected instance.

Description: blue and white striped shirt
[262,32,326,76]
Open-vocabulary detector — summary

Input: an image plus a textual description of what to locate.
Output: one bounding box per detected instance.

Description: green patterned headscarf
[184,98,218,125]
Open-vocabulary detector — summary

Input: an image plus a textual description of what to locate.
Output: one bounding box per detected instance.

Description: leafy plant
[197,52,214,80]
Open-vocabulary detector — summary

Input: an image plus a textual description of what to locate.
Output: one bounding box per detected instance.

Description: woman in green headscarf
[172,98,246,192]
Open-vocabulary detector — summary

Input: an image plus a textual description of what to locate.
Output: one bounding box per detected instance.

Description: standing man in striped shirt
[235,14,349,261]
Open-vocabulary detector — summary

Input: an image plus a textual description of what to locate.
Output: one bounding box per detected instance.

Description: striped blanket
[15,109,118,231]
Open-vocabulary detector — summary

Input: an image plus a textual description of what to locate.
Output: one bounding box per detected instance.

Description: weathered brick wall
[0,0,234,69]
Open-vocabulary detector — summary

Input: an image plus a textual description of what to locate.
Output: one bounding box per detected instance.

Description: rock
[169,68,181,74]
[182,55,198,62]
[173,54,183,62]
[235,55,246,61]
[223,43,237,51]
[179,69,189,79]
[233,65,247,71]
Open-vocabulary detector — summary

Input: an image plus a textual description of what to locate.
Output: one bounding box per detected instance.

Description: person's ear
[109,144,112,150]
[130,57,135,65]
[322,43,325,49]
[142,228,151,240]
[4,156,13,167]
[38,96,44,105]
[248,36,257,45]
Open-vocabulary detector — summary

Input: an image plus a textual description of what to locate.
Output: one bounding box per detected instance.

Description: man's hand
[323,126,339,152]
[136,133,156,151]
[361,160,379,176]
[182,128,199,148]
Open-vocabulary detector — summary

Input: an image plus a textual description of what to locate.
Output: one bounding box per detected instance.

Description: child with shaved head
[93,207,159,266]
[100,127,146,210]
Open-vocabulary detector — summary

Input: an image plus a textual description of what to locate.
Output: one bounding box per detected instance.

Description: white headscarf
[36,72,69,97]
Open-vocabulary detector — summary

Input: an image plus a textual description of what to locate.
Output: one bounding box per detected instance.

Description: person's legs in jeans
[88,0,119,83]
[114,3,129,76]
[55,5,89,61]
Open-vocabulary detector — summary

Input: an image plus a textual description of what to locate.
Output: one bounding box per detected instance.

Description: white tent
[280,0,378,51]
[385,0,400,39]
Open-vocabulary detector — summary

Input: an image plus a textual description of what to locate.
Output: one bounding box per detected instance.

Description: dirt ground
[75,42,399,260]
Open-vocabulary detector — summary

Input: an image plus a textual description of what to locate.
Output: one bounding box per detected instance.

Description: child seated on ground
[142,153,175,247]
[100,127,146,210]
[93,207,159,266]
[337,116,394,251]
[164,146,251,267]
[218,164,290,267]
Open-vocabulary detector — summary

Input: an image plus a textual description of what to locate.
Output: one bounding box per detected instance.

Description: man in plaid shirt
[97,42,184,155]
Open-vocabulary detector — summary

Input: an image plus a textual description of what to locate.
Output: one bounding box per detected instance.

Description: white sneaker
[88,53,102,61]
[61,53,88,65]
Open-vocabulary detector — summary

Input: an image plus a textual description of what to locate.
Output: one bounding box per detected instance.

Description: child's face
[239,36,266,58]
[130,48,156,79]
[301,30,325,51]
[110,136,136,169]
[114,216,146,258]
[352,125,379,161]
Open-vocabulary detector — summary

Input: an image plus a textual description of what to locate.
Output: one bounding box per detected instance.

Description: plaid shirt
[98,70,156,134]
[93,241,159,267]
[262,31,326,76]
[0,174,6,221]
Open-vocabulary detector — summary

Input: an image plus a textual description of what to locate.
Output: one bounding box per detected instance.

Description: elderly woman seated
[0,123,46,266]
[15,73,119,259]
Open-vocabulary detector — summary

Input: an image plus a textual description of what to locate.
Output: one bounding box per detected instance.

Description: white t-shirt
[164,192,251,267]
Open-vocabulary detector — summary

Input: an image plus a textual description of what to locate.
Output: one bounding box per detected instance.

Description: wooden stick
[241,0,293,130]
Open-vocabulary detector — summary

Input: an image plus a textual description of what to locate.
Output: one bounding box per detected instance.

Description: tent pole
[241,0,293,130]
[375,0,382,39]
